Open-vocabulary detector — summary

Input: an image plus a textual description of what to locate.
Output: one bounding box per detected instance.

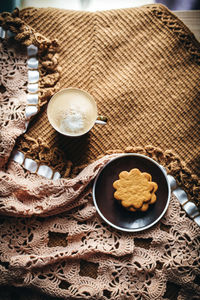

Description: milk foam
[48,89,97,136]
[60,104,86,133]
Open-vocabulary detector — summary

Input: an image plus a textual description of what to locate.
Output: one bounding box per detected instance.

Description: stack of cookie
[113,168,158,212]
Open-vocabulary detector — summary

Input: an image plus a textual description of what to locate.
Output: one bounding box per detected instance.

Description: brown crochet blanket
[15,4,200,179]
[0,4,200,300]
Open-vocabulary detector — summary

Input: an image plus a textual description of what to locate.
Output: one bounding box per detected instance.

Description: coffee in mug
[47,88,107,137]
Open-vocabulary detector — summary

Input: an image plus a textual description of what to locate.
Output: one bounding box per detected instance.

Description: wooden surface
[174,10,200,42]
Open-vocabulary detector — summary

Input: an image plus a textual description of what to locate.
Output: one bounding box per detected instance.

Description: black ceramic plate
[93,154,170,232]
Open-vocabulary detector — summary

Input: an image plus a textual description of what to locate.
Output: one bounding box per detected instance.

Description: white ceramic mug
[47,88,107,137]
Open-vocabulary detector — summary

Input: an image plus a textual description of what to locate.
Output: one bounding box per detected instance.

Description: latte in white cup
[47,88,106,137]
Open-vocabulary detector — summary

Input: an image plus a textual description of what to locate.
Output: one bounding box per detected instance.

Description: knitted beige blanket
[11,5,200,179]
[0,5,200,300]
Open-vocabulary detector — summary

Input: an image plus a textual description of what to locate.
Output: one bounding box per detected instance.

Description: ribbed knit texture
[0,6,200,299]
[16,4,200,180]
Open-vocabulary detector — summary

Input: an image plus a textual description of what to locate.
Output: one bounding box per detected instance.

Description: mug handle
[95,115,107,125]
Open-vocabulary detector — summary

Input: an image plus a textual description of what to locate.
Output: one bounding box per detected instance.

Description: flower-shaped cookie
[113,168,158,212]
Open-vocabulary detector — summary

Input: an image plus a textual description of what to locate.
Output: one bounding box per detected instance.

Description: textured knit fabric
[0,5,200,300]
[0,156,200,299]
[0,39,27,167]
[14,4,200,180]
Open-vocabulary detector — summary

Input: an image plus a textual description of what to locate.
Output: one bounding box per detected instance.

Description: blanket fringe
[0,8,61,107]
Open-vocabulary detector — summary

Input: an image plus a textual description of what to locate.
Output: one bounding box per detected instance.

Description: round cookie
[113,168,158,212]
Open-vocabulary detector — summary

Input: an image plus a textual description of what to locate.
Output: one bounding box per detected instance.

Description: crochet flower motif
[113,168,158,211]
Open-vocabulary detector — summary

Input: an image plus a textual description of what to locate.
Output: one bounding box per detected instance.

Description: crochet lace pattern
[0,39,27,167]
[0,5,200,300]
[1,5,199,206]
[0,160,200,300]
